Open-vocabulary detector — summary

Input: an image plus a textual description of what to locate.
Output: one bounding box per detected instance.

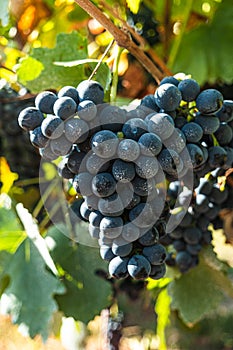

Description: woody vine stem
[74,0,167,83]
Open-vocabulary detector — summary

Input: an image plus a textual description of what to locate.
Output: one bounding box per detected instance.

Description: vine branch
[99,0,172,76]
[74,0,165,83]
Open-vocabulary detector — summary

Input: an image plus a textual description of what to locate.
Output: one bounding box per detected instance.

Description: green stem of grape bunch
[110,45,124,103]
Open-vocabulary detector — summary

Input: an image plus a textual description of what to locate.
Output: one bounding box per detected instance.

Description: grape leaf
[46,224,112,323]
[17,31,111,94]
[0,206,26,253]
[126,0,141,14]
[168,256,233,325]
[0,0,9,26]
[0,251,11,295]
[54,59,112,95]
[16,32,87,93]
[172,0,233,85]
[0,238,65,339]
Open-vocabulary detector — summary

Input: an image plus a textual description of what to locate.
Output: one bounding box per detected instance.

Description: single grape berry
[29,126,49,148]
[142,244,167,265]
[112,239,133,257]
[73,172,93,196]
[208,146,227,168]
[112,159,135,182]
[58,85,79,104]
[138,227,159,246]
[140,94,160,112]
[108,256,129,279]
[195,113,220,135]
[53,96,77,120]
[100,245,116,261]
[214,122,233,146]
[117,139,141,161]
[41,115,64,139]
[92,172,116,197]
[35,91,58,114]
[64,117,89,143]
[181,122,203,143]
[91,130,118,158]
[78,100,97,121]
[149,263,166,279]
[77,79,104,105]
[148,113,175,140]
[67,149,86,174]
[154,83,182,111]
[127,255,151,280]
[18,107,44,131]
[178,78,200,102]
[98,193,124,216]
[122,118,147,140]
[216,100,233,122]
[159,76,179,86]
[158,148,183,175]
[138,132,162,156]
[121,223,141,242]
[50,134,72,156]
[99,216,123,239]
[196,89,223,114]
[135,155,159,179]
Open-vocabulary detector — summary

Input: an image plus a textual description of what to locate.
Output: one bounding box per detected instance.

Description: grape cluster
[18,74,233,280]
[164,169,231,272]
[126,3,160,46]
[0,79,40,179]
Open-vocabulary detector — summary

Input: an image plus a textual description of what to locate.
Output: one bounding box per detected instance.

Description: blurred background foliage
[0,0,232,96]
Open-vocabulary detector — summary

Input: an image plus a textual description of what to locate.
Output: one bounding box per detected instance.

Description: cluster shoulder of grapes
[18,75,233,280]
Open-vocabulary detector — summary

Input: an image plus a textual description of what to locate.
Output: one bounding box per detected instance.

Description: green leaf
[172,0,233,85]
[126,0,141,14]
[0,0,9,26]
[16,57,44,83]
[0,251,11,295]
[0,207,26,253]
[54,59,112,94]
[168,256,233,326]
[0,238,65,339]
[46,224,112,323]
[16,32,88,93]
[155,288,171,350]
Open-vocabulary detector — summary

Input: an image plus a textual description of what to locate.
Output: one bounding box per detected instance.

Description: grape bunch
[164,169,231,272]
[18,74,233,280]
[0,79,40,179]
[126,3,160,46]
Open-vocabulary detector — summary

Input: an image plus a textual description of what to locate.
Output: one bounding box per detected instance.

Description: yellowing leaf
[0,158,18,195]
[126,0,141,14]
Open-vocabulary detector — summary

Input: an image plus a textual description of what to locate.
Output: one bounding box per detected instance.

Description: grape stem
[74,0,165,83]
[99,0,172,76]
[88,38,115,80]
